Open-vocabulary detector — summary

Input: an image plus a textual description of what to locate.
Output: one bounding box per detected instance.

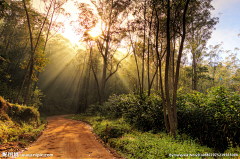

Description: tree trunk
[193,52,197,90]
[172,0,190,134]
[160,59,170,133]
[23,58,33,105]
[156,57,158,91]
[100,58,107,104]
[17,0,34,105]
[155,8,169,132]
[147,8,154,96]
[15,60,30,103]
[165,0,176,138]
[84,59,91,112]
[128,22,141,95]
[141,0,146,97]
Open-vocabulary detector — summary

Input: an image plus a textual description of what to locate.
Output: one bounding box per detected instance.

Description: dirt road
[16,115,118,159]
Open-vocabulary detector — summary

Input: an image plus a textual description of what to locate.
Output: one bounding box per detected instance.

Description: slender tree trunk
[172,0,190,133]
[165,0,176,138]
[24,58,34,105]
[159,59,170,133]
[91,56,101,104]
[16,0,34,104]
[191,20,197,91]
[99,0,113,104]
[172,34,175,90]
[141,0,146,97]
[15,60,30,103]
[100,58,107,104]
[128,21,141,95]
[147,9,154,96]
[84,58,91,112]
[133,42,141,94]
[193,52,197,90]
[147,38,150,96]
[75,66,83,114]
[155,8,170,132]
[156,56,158,91]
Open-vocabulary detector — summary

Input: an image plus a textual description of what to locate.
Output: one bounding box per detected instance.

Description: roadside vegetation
[66,114,214,158]
[66,85,240,158]
[0,96,47,152]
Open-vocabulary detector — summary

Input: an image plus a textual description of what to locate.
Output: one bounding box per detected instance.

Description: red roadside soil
[13,115,122,159]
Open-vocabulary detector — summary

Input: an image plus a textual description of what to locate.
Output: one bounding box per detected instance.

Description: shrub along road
[17,115,118,159]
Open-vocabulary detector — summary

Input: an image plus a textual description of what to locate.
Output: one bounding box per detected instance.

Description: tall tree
[165,0,190,138]
[74,0,130,104]
[205,43,223,87]
[15,0,69,104]
[185,0,218,90]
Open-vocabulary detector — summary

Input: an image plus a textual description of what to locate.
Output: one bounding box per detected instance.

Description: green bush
[102,94,138,118]
[177,86,240,152]
[101,119,129,139]
[7,103,40,127]
[100,93,164,132]
[85,103,101,116]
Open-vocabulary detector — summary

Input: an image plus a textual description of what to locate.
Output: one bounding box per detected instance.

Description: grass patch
[108,132,215,158]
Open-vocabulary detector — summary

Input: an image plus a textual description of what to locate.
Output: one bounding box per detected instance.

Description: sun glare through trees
[88,27,101,38]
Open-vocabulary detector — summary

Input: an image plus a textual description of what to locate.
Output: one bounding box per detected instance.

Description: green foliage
[28,88,45,109]
[7,103,40,127]
[0,97,46,145]
[177,88,207,110]
[177,85,240,152]
[85,103,101,116]
[109,132,213,159]
[101,94,138,118]
[93,118,132,143]
[0,120,45,144]
[100,93,164,132]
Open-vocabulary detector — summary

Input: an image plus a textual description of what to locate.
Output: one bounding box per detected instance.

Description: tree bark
[141,0,146,97]
[165,0,176,138]
[147,8,153,96]
[155,6,170,133]
[172,0,190,133]
[128,23,141,94]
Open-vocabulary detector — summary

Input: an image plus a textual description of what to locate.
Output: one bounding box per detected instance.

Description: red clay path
[16,115,120,159]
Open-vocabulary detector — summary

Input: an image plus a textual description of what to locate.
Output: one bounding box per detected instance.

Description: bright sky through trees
[32,0,240,59]
[208,0,240,58]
